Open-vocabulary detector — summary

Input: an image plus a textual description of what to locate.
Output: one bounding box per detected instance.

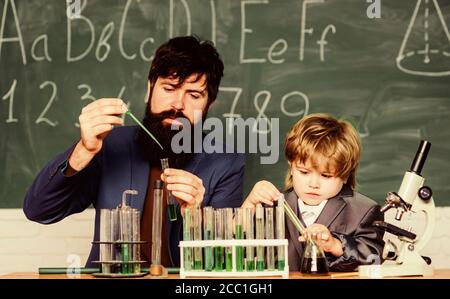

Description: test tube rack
[179,239,289,278]
[92,190,148,278]
[91,240,148,278]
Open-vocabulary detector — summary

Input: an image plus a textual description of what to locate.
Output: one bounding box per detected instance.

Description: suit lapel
[314,194,347,228]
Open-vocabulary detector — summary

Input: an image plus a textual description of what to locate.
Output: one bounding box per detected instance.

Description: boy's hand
[241,180,280,209]
[298,224,344,257]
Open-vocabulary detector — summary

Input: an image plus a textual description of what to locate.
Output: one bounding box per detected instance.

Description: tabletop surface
[2,269,450,279]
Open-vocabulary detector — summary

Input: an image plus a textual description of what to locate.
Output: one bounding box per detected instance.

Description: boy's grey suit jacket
[284,186,385,272]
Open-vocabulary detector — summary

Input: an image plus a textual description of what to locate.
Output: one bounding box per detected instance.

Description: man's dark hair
[148,35,224,104]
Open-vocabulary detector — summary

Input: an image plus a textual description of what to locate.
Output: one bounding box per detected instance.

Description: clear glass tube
[203,206,214,271]
[131,209,141,273]
[265,207,275,270]
[276,202,286,271]
[255,204,265,271]
[235,208,244,272]
[223,208,233,272]
[245,207,254,271]
[120,208,132,274]
[160,158,177,221]
[193,208,203,270]
[111,208,120,273]
[151,180,163,266]
[183,208,193,271]
[100,209,112,274]
[214,208,224,271]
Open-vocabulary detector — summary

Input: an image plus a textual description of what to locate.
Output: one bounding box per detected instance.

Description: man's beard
[137,109,195,169]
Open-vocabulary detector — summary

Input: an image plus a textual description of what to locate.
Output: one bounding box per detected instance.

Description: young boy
[242,113,384,272]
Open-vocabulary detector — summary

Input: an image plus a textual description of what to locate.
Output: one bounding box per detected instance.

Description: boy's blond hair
[284,113,361,191]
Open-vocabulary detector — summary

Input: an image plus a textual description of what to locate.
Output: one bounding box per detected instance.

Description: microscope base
[358,262,434,278]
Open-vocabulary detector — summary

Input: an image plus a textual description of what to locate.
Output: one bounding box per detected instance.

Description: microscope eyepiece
[409,140,431,176]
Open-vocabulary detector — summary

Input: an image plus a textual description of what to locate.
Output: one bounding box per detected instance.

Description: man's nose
[170,90,185,110]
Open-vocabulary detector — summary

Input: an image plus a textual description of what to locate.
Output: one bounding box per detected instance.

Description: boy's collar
[338,183,354,198]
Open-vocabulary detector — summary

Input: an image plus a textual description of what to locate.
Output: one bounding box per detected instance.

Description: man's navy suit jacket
[23,126,245,267]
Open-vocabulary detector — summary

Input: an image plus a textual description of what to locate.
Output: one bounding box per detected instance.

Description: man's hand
[298,223,344,257]
[66,99,126,175]
[161,168,205,213]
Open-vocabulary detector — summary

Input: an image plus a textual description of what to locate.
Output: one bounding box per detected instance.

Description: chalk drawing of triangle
[396,0,450,76]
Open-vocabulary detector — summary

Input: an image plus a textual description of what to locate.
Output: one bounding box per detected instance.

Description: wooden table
[2,269,450,279]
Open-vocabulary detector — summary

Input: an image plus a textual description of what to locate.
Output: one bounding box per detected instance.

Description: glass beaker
[300,237,329,275]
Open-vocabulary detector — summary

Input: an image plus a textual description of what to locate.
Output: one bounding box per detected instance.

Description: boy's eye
[299,170,308,175]
[321,174,332,178]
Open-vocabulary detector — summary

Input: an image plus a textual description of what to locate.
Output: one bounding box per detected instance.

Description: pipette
[124,108,163,150]
[278,194,307,236]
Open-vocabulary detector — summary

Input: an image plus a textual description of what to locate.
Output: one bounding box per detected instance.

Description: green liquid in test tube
[245,208,255,271]
[120,208,132,274]
[224,208,233,272]
[235,208,244,272]
[193,208,203,270]
[255,204,265,271]
[183,208,193,271]
[214,209,224,271]
[203,207,214,271]
[276,196,286,271]
[160,158,177,221]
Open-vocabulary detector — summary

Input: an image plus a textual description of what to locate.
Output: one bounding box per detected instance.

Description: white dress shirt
[297,198,328,227]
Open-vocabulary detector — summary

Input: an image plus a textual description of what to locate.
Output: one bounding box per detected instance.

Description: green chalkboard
[1,0,450,208]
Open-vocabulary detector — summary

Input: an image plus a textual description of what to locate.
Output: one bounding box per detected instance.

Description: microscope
[359,140,435,277]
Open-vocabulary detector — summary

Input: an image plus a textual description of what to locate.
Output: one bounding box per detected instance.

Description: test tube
[111,208,120,273]
[223,208,233,272]
[151,180,163,268]
[100,209,112,274]
[245,208,255,271]
[193,208,203,270]
[255,204,265,271]
[183,208,193,271]
[120,208,132,274]
[131,209,141,273]
[235,208,244,272]
[214,209,224,271]
[160,158,177,221]
[276,197,286,271]
[203,207,214,271]
[265,207,275,270]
